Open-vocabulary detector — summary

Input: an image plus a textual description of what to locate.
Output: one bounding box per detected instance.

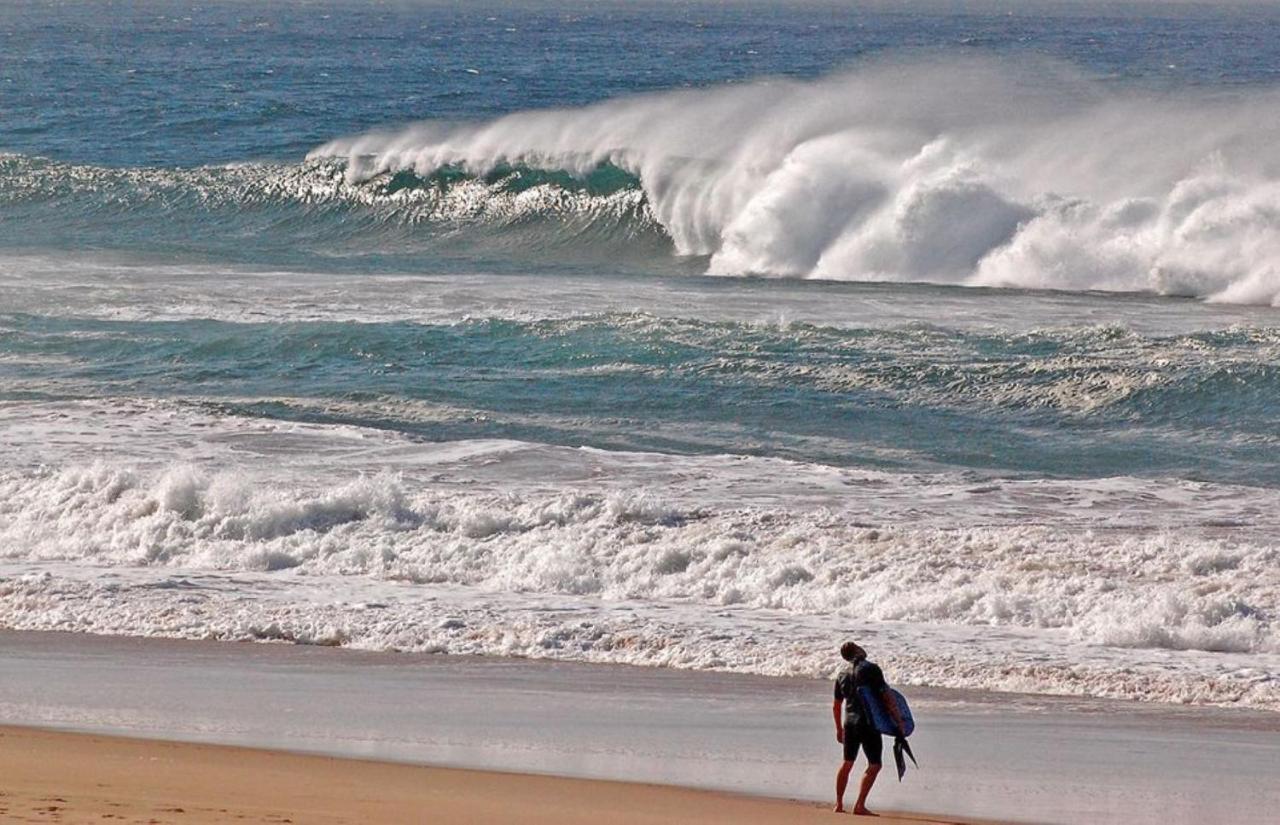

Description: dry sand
[0,724,983,825]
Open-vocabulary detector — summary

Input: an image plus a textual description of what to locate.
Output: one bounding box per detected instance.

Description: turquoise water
[4,308,1280,484]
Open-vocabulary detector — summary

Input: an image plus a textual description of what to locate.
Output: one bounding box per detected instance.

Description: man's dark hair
[840,641,866,662]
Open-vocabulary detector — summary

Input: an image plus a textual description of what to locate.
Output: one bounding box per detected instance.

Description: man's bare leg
[852,762,881,816]
[834,760,855,812]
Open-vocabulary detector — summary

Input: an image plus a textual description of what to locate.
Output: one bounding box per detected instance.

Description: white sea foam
[312,57,1280,304]
[42,463,1253,658]
[1,558,1275,711]
[0,406,1277,709]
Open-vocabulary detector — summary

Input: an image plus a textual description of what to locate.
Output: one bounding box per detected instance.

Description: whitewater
[2,0,1278,712]
[310,58,1280,304]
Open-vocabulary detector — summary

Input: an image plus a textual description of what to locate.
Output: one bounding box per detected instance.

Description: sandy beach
[0,724,977,825]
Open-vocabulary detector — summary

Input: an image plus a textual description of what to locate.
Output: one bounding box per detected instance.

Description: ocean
[1,0,1277,711]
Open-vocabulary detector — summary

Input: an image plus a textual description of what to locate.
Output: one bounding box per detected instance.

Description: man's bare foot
[833,804,845,813]
[852,807,879,817]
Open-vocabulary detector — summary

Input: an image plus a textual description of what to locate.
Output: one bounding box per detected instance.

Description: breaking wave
[2,462,1275,656]
[0,459,1276,709]
[310,57,1280,304]
[12,58,1280,301]
[0,153,666,268]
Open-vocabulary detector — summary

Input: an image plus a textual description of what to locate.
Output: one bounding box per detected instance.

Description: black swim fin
[892,735,918,781]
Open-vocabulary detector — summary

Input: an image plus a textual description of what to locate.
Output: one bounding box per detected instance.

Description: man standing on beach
[832,641,894,815]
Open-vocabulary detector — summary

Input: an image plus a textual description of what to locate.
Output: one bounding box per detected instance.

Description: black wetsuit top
[833,659,888,729]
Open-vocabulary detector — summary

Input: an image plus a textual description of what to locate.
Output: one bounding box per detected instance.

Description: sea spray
[312,57,1280,303]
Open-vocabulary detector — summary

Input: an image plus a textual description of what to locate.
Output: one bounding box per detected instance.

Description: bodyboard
[857,686,915,737]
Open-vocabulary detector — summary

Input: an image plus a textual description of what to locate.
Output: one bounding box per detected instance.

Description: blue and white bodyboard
[857,686,914,737]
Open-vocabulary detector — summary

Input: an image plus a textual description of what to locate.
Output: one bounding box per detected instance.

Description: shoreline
[2,628,1276,725]
[1,630,1278,824]
[0,723,985,825]
[3,543,1274,714]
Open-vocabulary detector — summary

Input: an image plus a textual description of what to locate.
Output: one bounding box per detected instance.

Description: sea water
[1,0,1277,710]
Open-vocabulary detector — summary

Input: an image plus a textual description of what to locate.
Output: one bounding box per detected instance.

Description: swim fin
[893,735,918,781]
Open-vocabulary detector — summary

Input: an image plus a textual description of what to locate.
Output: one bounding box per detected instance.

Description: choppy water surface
[1,1,1278,710]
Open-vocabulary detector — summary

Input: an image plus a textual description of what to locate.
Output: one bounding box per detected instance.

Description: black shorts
[842,723,883,765]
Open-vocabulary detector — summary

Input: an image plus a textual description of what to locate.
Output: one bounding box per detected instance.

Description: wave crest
[0,153,663,264]
[312,57,1280,304]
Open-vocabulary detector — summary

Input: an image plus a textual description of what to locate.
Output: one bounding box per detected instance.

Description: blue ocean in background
[1,1,1278,708]
[14,0,1280,169]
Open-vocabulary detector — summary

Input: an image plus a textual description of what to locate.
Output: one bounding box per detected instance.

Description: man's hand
[835,726,844,744]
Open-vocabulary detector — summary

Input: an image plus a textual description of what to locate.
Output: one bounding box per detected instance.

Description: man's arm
[832,698,844,743]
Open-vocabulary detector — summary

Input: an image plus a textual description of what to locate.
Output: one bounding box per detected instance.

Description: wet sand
[1,631,1277,824]
[0,724,974,825]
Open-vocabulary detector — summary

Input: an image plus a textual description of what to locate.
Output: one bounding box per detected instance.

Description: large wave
[312,57,1280,304]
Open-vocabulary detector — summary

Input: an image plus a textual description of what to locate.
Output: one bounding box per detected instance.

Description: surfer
[832,641,901,815]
